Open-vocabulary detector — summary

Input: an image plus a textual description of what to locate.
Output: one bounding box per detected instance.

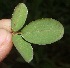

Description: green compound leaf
[21,18,64,45]
[11,3,28,32]
[12,34,33,63]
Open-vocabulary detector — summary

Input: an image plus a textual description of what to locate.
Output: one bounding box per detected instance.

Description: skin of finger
[0,19,12,32]
[0,29,13,62]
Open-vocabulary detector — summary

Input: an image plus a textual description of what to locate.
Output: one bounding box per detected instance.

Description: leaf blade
[11,3,28,32]
[21,18,64,45]
[12,34,33,63]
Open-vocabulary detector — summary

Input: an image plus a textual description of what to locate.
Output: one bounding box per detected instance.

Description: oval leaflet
[11,3,28,32]
[21,18,64,45]
[12,34,33,63]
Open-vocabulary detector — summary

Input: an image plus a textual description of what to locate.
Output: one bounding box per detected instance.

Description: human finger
[0,19,11,32]
[0,29,13,62]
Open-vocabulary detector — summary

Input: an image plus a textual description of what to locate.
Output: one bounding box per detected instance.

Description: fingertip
[0,19,11,32]
[0,29,13,62]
